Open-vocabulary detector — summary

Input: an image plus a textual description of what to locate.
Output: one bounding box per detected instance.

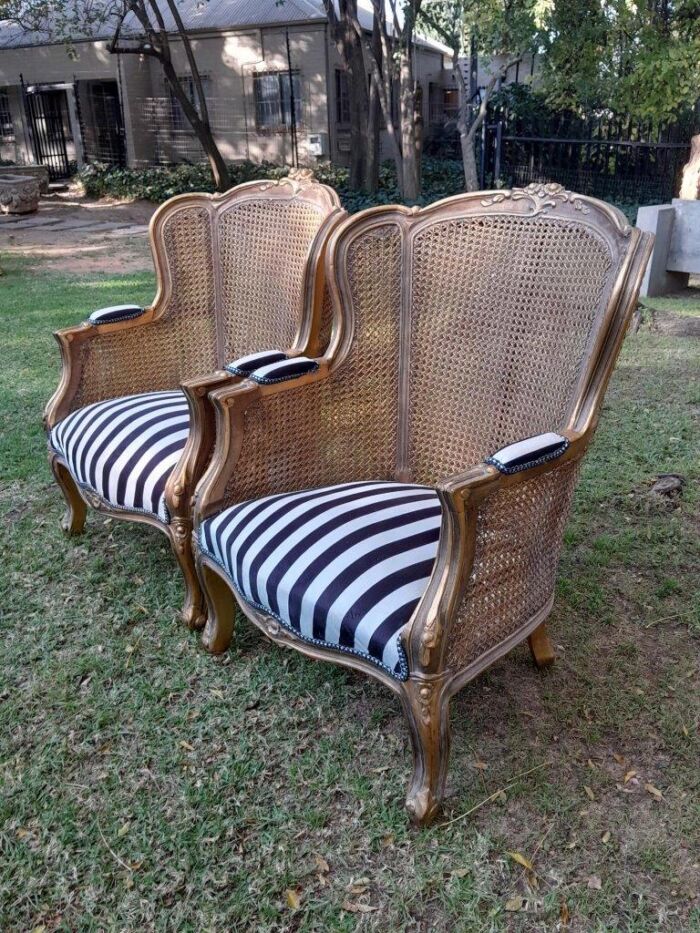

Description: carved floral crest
[480,182,631,235]
[481,182,591,215]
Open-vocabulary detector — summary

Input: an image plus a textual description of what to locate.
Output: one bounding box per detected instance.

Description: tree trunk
[343,0,370,190]
[460,130,480,191]
[160,58,230,191]
[399,53,421,200]
[197,122,231,192]
[365,16,382,193]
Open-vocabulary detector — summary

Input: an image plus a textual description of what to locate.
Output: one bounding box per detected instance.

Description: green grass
[1,258,699,931]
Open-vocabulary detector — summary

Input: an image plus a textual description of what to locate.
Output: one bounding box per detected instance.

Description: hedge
[78,158,641,221]
[78,158,466,213]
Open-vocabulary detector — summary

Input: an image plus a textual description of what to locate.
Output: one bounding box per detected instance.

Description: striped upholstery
[50,391,190,522]
[199,481,443,679]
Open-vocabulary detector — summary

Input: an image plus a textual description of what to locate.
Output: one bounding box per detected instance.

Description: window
[254,72,302,131]
[335,69,350,125]
[169,75,210,131]
[0,89,14,141]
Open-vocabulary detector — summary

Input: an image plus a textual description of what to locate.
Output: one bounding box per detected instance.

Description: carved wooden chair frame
[44,173,344,630]
[192,185,653,825]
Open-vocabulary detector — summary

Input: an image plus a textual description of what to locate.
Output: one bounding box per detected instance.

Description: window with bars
[169,75,211,131]
[254,72,302,131]
[0,89,14,141]
[335,70,350,125]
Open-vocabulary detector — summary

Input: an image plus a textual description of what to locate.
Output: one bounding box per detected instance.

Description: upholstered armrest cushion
[225,350,288,376]
[485,432,570,474]
[87,304,146,325]
[246,356,319,385]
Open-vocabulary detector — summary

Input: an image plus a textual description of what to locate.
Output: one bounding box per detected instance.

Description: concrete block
[636,204,689,296]
[668,199,700,274]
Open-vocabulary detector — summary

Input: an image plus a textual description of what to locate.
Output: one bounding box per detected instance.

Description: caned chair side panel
[71,203,218,410]
[407,213,623,484]
[446,459,582,671]
[220,222,405,508]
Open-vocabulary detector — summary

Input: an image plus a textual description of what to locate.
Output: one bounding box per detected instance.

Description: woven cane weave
[408,215,615,483]
[68,191,335,415]
[219,198,328,361]
[222,224,403,507]
[446,459,582,670]
[73,205,219,411]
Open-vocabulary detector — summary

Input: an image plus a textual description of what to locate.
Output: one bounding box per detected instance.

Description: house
[0,0,452,180]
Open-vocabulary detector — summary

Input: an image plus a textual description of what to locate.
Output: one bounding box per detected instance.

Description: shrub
[78,158,467,213]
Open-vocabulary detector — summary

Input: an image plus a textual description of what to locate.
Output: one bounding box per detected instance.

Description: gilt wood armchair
[44,173,344,629]
[192,184,652,825]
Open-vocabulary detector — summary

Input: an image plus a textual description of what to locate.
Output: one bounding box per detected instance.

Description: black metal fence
[481,111,697,205]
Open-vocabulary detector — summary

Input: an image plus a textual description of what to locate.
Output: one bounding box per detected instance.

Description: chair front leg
[49,454,87,535]
[401,673,452,827]
[169,519,206,631]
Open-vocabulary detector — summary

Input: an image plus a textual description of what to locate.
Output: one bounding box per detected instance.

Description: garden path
[0,189,156,274]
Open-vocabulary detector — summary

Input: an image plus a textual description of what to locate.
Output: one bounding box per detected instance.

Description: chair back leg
[198,557,237,653]
[528,622,556,668]
[50,454,87,536]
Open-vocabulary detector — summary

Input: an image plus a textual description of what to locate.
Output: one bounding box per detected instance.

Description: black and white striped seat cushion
[199,481,443,679]
[50,391,190,522]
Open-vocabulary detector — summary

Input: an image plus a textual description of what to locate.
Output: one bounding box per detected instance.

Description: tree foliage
[537,0,700,123]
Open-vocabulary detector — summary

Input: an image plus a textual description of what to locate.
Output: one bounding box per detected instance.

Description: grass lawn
[1,257,698,931]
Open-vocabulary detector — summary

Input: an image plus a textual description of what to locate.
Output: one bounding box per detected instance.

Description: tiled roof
[0,0,449,54]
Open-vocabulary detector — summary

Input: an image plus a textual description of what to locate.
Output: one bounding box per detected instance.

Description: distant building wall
[0,24,449,173]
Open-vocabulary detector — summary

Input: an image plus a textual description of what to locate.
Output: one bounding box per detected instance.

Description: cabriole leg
[198,559,236,654]
[402,675,451,827]
[50,456,87,535]
[169,519,207,631]
[528,621,556,668]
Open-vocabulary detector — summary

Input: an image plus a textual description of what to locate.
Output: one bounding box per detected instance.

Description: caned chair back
[149,172,342,376]
[326,185,639,485]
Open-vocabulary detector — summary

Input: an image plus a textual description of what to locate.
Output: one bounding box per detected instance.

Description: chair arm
[192,361,334,528]
[162,369,235,520]
[167,358,326,521]
[87,304,146,325]
[406,428,591,674]
[439,428,589,507]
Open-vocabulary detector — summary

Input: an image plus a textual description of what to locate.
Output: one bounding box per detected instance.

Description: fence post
[480,120,487,187]
[493,120,503,185]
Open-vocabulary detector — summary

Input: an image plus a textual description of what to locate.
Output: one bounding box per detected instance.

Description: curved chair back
[327,185,645,485]
[149,171,343,376]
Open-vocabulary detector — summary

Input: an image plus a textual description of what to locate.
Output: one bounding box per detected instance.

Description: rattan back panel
[331,195,630,487]
[158,204,219,375]
[222,224,403,506]
[218,198,327,361]
[408,215,615,482]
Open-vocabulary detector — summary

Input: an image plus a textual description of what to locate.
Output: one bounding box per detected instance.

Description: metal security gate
[75,80,126,166]
[24,88,70,180]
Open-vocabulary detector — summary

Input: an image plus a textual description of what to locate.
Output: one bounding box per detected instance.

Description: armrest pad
[225,350,288,376]
[485,432,570,474]
[88,304,145,324]
[247,357,319,385]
